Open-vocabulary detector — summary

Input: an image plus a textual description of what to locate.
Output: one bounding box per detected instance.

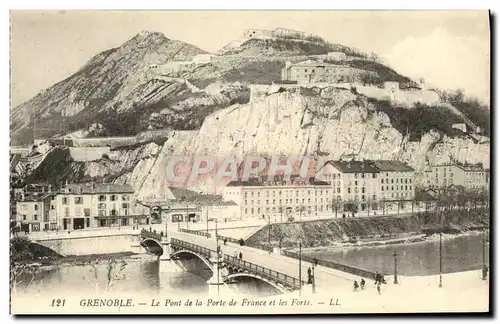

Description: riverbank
[10,236,151,271]
[246,209,489,250]
[298,229,488,254]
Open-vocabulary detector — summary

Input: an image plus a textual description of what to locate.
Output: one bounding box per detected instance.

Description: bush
[368,99,465,141]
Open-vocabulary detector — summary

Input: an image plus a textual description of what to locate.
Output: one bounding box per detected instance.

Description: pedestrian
[239,252,243,260]
[377,283,381,295]
[360,278,366,290]
[374,271,380,285]
[353,280,359,291]
[307,267,312,284]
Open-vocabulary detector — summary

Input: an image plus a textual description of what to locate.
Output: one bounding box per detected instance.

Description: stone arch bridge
[139,229,306,294]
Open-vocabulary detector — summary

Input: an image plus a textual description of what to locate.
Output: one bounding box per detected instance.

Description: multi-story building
[281,59,376,85]
[424,163,490,191]
[318,159,415,214]
[55,183,150,230]
[16,192,57,232]
[223,175,332,220]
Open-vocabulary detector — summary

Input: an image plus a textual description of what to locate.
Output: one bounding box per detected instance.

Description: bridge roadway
[166,230,357,289]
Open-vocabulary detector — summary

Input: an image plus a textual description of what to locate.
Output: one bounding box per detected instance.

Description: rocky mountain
[11,31,208,145]
[11,30,490,198]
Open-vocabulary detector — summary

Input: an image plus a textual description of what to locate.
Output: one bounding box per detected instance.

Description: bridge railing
[281,250,381,280]
[223,255,305,290]
[171,238,215,258]
[140,229,164,241]
[179,228,212,238]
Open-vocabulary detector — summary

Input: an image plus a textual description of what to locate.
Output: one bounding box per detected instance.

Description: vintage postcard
[9,10,491,315]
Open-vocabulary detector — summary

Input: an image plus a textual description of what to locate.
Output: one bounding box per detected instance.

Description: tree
[331,197,342,218]
[82,259,127,294]
[10,263,40,294]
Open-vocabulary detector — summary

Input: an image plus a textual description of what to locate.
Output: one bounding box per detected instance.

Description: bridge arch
[223,272,288,294]
[140,238,164,256]
[170,249,213,272]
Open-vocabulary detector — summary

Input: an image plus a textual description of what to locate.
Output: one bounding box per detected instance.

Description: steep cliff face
[131,86,489,197]
[18,85,489,198]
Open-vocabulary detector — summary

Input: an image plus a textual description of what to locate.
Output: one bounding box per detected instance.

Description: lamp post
[164,207,170,238]
[439,232,443,288]
[206,208,209,236]
[393,251,398,284]
[215,218,220,296]
[482,229,488,280]
[312,258,318,294]
[298,241,302,296]
[268,214,271,253]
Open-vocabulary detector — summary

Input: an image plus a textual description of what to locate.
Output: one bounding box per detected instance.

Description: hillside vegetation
[368,99,469,141]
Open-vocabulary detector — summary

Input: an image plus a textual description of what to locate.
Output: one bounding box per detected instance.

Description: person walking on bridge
[239,252,243,260]
[360,278,366,290]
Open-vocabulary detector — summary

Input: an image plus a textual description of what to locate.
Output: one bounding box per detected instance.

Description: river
[14,254,281,298]
[14,233,488,298]
[304,232,490,276]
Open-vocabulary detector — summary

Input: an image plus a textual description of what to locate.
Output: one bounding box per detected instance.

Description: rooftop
[325,160,380,174]
[64,183,134,194]
[369,160,415,172]
[226,175,330,187]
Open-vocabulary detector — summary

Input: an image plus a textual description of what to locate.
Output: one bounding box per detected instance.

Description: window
[122,195,129,201]
[381,179,384,184]
[245,208,248,214]
[65,207,70,217]
[34,214,38,221]
[98,210,107,217]
[23,215,26,221]
[98,203,106,209]
[75,196,83,204]
[354,173,358,178]
[372,174,376,179]
[110,195,117,201]
[348,188,351,194]
[98,195,106,202]
[361,187,365,193]
[84,208,91,217]
[354,181,358,186]
[381,186,384,191]
[337,188,340,193]
[62,197,68,205]
[355,187,358,193]
[122,203,129,209]
[372,195,376,200]
[361,173,365,178]
[34,204,38,211]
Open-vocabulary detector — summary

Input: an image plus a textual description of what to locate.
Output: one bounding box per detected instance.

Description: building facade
[54,183,150,230]
[281,60,376,85]
[424,163,490,191]
[223,176,332,220]
[318,160,415,214]
[16,193,56,232]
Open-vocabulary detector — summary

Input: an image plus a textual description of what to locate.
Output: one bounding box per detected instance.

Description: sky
[10,10,490,107]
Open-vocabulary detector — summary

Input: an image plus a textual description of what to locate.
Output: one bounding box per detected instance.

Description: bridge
[139,229,305,293]
[139,229,357,295]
